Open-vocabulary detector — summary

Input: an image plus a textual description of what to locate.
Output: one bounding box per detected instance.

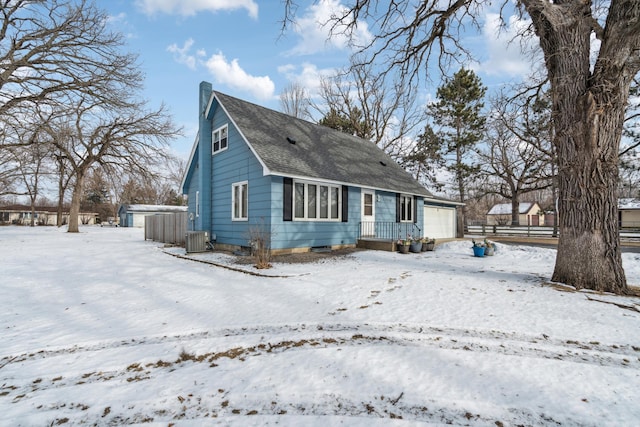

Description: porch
[356,221,422,252]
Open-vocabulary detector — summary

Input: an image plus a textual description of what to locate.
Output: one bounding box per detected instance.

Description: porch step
[357,239,395,252]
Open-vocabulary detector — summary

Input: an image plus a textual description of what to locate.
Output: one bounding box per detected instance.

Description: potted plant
[484,239,496,256]
[409,237,422,253]
[471,239,485,257]
[421,237,436,251]
[397,238,411,254]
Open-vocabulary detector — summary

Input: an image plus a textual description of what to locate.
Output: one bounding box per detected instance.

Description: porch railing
[358,221,422,241]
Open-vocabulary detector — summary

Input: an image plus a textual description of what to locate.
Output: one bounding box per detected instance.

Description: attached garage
[423,203,459,239]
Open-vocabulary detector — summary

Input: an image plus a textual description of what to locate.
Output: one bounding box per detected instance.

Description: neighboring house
[486,202,544,226]
[619,198,640,228]
[0,205,98,226]
[181,82,460,253]
[118,204,187,228]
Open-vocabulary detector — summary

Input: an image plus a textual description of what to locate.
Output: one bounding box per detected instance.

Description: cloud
[205,52,275,100]
[286,0,371,56]
[474,13,540,79]
[278,62,335,96]
[167,38,204,70]
[135,0,258,19]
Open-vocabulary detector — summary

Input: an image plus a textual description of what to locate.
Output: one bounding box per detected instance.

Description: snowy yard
[1,226,639,426]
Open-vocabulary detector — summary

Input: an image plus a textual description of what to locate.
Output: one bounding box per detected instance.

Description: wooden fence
[144,212,188,245]
[467,224,640,240]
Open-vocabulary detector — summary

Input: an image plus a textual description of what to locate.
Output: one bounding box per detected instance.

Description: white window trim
[232,181,248,221]
[212,124,228,155]
[293,179,341,222]
[195,191,200,218]
[400,194,413,223]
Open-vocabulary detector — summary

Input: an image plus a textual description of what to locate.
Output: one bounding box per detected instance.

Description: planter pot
[485,246,495,256]
[398,244,410,254]
[422,242,435,251]
[410,242,422,253]
[472,246,485,257]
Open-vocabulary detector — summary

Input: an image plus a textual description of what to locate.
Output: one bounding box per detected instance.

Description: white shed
[619,198,640,228]
[486,202,544,226]
[118,204,187,228]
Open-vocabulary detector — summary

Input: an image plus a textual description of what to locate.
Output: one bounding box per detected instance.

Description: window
[232,181,248,220]
[400,194,413,222]
[363,193,373,216]
[293,180,340,221]
[212,124,228,154]
[195,191,200,218]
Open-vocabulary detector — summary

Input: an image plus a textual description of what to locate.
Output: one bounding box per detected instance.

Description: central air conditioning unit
[185,231,208,253]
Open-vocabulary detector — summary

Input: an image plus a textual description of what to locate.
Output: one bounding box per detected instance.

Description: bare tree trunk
[552,90,627,293]
[57,177,64,227]
[29,200,36,227]
[511,199,520,226]
[529,0,633,293]
[68,170,86,233]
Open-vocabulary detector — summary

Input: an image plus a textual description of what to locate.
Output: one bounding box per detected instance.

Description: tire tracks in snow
[2,322,637,425]
[2,322,638,371]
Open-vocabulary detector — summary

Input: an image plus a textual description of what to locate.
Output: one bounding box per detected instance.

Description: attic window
[287,137,296,144]
[379,161,387,166]
[213,124,228,154]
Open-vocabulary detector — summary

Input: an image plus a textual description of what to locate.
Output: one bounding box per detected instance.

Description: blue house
[181,82,459,253]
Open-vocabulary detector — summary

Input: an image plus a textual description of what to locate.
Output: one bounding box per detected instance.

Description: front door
[361,190,375,237]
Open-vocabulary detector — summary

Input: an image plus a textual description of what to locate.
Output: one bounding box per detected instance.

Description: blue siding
[269,179,360,250]
[185,144,200,231]
[208,104,272,247]
[186,84,429,251]
[361,191,424,240]
[374,191,397,222]
[195,82,213,232]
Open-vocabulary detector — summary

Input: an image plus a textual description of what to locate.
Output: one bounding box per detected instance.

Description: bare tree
[479,92,553,225]
[279,81,312,120]
[0,0,182,232]
[0,0,139,125]
[283,0,640,294]
[45,95,181,232]
[0,147,21,197]
[317,62,425,162]
[6,143,51,226]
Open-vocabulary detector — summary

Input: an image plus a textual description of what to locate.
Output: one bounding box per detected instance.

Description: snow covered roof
[487,202,537,215]
[619,198,640,210]
[487,199,640,214]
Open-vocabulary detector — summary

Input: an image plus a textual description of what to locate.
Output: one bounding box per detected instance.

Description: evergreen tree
[403,124,445,192]
[318,107,371,139]
[428,68,486,225]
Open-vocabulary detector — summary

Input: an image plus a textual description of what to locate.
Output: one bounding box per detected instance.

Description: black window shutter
[413,195,418,223]
[341,185,348,222]
[396,193,401,223]
[283,177,292,221]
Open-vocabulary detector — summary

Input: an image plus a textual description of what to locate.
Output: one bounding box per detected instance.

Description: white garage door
[424,206,456,239]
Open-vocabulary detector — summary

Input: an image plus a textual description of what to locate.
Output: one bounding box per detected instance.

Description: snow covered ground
[1,226,639,426]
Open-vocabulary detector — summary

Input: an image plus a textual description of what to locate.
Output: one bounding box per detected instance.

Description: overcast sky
[102,0,537,159]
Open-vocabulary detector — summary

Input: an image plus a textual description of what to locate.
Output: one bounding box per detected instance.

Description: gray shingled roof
[214,91,432,197]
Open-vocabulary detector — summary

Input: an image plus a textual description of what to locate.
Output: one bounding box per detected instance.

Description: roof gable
[181,132,200,193]
[211,90,432,197]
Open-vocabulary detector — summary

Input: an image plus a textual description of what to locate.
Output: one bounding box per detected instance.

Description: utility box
[185,231,208,253]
